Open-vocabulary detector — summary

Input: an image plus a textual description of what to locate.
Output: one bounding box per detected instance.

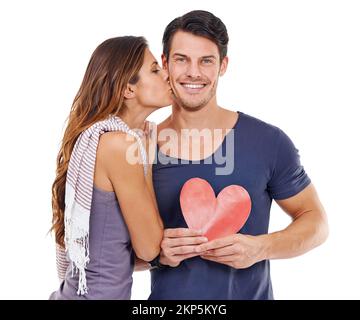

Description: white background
[0,0,359,299]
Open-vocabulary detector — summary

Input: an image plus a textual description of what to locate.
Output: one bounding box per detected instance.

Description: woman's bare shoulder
[97,131,142,170]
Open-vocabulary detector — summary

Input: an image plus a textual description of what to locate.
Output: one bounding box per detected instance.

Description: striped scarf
[64,115,148,295]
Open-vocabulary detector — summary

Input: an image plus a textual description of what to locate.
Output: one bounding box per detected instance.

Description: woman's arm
[135,128,162,271]
[97,132,163,262]
[134,255,152,271]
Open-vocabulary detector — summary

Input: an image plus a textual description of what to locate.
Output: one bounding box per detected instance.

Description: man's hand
[197,184,328,268]
[159,228,208,267]
[196,234,267,269]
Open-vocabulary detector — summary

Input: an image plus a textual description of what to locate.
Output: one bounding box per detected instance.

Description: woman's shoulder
[99,131,138,154]
[96,132,133,170]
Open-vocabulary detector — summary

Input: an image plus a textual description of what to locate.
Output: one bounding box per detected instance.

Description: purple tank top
[50,185,134,299]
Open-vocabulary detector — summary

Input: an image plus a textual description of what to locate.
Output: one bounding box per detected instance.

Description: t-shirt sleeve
[267,129,311,200]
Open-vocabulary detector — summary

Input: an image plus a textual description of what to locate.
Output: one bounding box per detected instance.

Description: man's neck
[169,103,224,131]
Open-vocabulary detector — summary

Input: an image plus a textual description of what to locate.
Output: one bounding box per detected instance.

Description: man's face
[163,31,228,111]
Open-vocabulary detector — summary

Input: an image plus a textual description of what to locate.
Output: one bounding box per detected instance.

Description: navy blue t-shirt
[149,112,311,300]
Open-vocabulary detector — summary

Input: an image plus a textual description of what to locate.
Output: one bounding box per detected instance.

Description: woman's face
[132,48,173,109]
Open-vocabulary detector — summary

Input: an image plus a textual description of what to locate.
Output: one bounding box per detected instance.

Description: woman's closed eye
[152,68,161,74]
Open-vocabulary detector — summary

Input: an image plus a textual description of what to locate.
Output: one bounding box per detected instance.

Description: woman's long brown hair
[51,36,148,247]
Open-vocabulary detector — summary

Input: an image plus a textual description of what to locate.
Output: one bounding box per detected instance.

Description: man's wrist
[260,232,282,261]
[258,233,273,261]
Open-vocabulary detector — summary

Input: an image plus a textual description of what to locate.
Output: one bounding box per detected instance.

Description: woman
[50,36,172,299]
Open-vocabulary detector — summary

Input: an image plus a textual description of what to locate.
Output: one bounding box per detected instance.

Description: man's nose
[186,62,202,79]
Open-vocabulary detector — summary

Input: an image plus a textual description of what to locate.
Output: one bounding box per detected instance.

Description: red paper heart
[180,178,251,241]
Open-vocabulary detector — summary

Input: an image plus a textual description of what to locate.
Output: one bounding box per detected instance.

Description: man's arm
[264,183,328,259]
[196,184,329,268]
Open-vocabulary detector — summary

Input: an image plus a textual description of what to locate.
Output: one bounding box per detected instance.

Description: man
[148,10,328,299]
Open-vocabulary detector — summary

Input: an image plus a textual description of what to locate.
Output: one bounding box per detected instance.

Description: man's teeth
[182,84,205,89]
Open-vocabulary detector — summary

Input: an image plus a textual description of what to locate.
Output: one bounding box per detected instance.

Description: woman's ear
[124,84,136,99]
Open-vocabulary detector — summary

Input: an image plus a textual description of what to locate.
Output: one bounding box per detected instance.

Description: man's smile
[179,82,208,93]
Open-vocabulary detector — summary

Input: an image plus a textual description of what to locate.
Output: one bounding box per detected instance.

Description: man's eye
[175,58,186,63]
[202,59,213,64]
[152,69,160,73]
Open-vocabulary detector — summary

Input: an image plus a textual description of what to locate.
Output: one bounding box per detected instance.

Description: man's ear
[219,56,228,76]
[161,54,168,70]
[124,84,136,99]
